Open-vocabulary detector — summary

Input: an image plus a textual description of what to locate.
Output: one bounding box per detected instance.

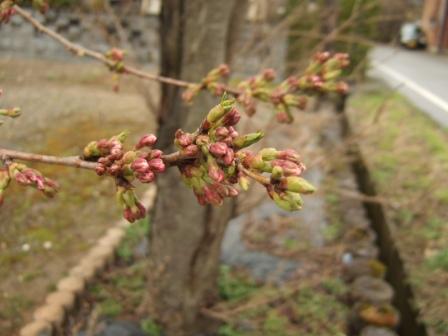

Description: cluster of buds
[175,95,314,210]
[5,162,58,198]
[182,64,230,103]
[82,132,165,222]
[115,185,146,223]
[236,52,349,123]
[238,147,315,211]
[105,48,126,74]
[0,0,15,23]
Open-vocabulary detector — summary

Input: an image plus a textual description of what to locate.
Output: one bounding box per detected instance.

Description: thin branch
[13,5,241,97]
[238,164,270,186]
[0,148,197,170]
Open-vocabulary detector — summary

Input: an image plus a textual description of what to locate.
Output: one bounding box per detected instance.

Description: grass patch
[348,81,448,335]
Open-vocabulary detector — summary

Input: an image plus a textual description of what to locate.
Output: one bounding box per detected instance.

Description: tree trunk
[147,1,246,335]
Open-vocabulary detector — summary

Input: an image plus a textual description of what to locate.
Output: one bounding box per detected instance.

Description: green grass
[348,82,448,336]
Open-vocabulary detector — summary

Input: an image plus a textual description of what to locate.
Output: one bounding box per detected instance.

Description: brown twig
[238,164,270,186]
[13,5,241,97]
[0,148,196,170]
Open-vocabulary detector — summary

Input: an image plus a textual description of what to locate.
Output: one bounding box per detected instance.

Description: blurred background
[1,1,447,335]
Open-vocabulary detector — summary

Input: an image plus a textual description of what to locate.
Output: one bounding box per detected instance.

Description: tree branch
[13,5,241,96]
[0,148,197,170]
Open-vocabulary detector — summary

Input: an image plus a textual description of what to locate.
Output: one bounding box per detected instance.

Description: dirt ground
[0,57,158,334]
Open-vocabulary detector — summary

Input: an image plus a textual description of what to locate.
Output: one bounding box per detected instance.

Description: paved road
[369,45,448,127]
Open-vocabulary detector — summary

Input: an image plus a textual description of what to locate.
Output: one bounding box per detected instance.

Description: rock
[360,326,398,336]
[77,320,147,336]
[343,258,386,282]
[350,276,394,305]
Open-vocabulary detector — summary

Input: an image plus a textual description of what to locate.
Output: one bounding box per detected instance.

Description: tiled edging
[18,186,156,336]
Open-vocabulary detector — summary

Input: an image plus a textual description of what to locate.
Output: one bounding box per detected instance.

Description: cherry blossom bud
[108,48,125,62]
[108,163,122,176]
[0,107,21,118]
[203,186,223,206]
[208,164,225,183]
[238,175,250,191]
[218,64,230,77]
[260,148,277,161]
[131,158,150,173]
[272,159,303,176]
[136,134,157,149]
[227,186,239,197]
[149,149,163,159]
[223,150,234,166]
[148,158,165,173]
[270,190,303,211]
[138,171,155,183]
[175,129,193,147]
[209,142,228,157]
[277,149,301,163]
[215,127,229,138]
[262,68,276,81]
[182,144,200,157]
[95,164,106,176]
[271,166,283,180]
[233,131,264,149]
[314,51,331,64]
[280,176,315,194]
[228,126,238,138]
[222,107,241,126]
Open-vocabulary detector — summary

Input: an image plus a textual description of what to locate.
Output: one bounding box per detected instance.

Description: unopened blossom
[136,134,157,149]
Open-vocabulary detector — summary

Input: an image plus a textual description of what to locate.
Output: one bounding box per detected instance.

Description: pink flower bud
[182,144,199,157]
[136,134,157,149]
[287,76,299,89]
[108,163,122,176]
[108,48,125,62]
[314,51,331,63]
[277,149,301,163]
[218,64,230,77]
[131,158,150,173]
[124,208,136,223]
[228,186,239,197]
[262,68,276,81]
[138,170,155,183]
[228,126,239,138]
[270,89,285,105]
[148,158,165,173]
[175,130,193,147]
[95,164,106,176]
[215,127,229,138]
[203,186,223,206]
[272,159,304,176]
[209,142,228,157]
[208,165,225,183]
[223,150,234,166]
[222,108,241,126]
[150,149,163,159]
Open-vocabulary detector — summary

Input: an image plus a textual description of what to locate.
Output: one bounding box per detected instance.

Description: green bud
[239,176,250,191]
[0,107,21,118]
[271,166,283,180]
[122,151,137,164]
[83,141,100,158]
[272,191,303,211]
[260,148,277,161]
[233,131,264,149]
[113,130,129,143]
[207,97,234,124]
[121,189,137,208]
[283,176,315,194]
[0,169,10,190]
[323,69,341,81]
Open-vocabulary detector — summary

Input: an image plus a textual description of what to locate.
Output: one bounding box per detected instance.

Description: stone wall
[0,9,159,64]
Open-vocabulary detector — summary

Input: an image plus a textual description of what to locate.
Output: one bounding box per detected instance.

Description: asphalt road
[369,45,448,127]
